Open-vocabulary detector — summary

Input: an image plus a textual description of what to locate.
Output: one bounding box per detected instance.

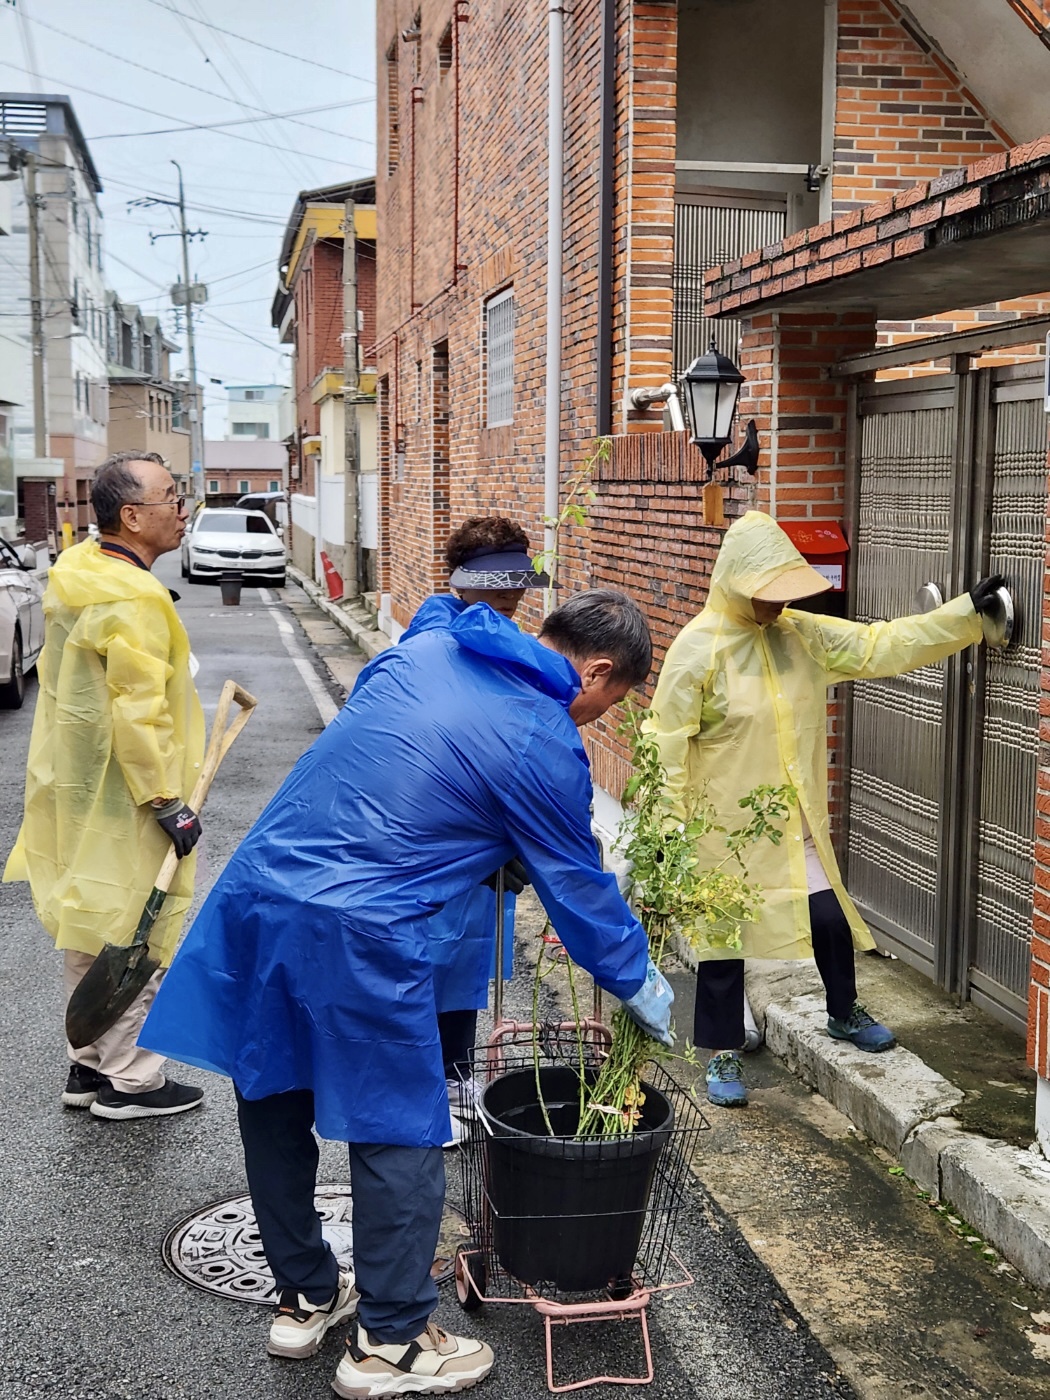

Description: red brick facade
[375,1,1050,1071]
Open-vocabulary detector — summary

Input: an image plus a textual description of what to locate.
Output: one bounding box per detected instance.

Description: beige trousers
[64,950,166,1094]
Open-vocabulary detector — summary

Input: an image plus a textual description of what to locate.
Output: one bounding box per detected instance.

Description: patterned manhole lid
[162,1185,467,1304]
[162,1185,354,1305]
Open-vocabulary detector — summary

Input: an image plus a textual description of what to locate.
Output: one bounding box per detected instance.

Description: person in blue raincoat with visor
[394,514,548,1144]
[139,588,673,1400]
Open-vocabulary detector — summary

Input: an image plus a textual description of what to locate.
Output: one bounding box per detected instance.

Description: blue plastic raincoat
[140,604,650,1146]
[390,593,514,1011]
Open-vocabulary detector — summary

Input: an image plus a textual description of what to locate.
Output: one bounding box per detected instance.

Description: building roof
[0,93,102,193]
[203,439,288,471]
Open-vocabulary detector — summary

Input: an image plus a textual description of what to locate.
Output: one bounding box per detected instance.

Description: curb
[287,565,391,661]
[747,970,1050,1289]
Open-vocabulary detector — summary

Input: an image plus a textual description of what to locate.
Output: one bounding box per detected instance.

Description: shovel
[65,679,257,1050]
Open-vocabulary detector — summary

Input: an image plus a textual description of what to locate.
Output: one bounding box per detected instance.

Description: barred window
[485,289,514,428]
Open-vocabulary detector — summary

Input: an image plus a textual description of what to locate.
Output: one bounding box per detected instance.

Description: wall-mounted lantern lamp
[680,340,760,477]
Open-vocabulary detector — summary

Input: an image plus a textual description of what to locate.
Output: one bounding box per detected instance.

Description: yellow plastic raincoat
[645,511,982,961]
[3,540,205,965]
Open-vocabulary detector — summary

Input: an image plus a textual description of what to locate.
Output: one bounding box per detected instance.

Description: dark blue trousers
[235,1088,445,1343]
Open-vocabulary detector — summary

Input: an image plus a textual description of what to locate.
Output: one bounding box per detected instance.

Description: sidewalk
[742,951,1050,1289]
[287,564,391,663]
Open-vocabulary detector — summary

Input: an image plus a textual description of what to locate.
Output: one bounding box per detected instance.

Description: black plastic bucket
[480,1066,674,1292]
[219,573,243,606]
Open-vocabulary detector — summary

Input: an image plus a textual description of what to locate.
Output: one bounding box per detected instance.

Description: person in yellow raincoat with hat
[4,452,206,1121]
[646,510,1004,1107]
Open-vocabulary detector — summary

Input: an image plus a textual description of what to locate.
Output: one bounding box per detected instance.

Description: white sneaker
[447,1077,481,1122]
[332,1318,494,1396]
[267,1269,359,1358]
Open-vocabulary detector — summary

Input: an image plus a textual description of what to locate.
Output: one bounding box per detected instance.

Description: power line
[17,11,373,143]
[0,58,362,167]
[199,308,279,353]
[143,0,375,86]
[91,100,374,147]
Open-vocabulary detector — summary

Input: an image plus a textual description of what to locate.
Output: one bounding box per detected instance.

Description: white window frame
[238,479,250,494]
[484,288,514,428]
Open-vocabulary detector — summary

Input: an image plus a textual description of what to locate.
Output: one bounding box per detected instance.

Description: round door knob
[981,586,1015,651]
[914,582,943,613]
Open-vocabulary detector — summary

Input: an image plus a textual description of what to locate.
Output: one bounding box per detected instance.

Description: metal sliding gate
[844,364,1047,1032]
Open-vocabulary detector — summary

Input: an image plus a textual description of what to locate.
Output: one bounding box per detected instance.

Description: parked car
[0,537,47,709]
[181,507,286,587]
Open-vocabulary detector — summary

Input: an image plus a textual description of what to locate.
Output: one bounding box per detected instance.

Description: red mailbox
[777,519,849,592]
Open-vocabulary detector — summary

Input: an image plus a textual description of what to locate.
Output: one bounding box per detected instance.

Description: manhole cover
[162,1186,467,1304]
[162,1185,354,1305]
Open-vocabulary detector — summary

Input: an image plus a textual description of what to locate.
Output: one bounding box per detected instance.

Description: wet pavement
[0,560,855,1398]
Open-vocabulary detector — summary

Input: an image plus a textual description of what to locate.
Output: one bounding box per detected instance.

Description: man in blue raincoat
[139,589,672,1399]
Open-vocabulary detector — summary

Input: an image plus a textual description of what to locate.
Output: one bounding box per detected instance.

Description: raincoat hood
[707,511,812,625]
[449,601,579,707]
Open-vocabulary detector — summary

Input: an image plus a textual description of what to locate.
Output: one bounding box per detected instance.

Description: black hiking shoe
[62,1063,109,1109]
[89,1076,204,1120]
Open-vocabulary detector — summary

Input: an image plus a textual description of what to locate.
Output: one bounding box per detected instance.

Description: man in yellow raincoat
[4,452,206,1121]
[646,511,1004,1107]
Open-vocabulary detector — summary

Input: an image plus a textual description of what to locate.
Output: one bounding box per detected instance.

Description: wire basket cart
[447,879,709,1393]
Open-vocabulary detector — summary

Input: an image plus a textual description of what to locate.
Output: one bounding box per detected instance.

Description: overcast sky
[1,0,376,436]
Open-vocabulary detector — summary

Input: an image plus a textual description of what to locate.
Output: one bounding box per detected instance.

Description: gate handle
[914,582,943,613]
[981,586,1014,651]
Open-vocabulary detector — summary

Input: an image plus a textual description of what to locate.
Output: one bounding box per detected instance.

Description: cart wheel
[455,1246,487,1311]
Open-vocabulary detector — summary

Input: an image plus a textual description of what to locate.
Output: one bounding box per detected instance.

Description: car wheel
[180,555,188,578]
[0,628,26,709]
[272,574,286,589]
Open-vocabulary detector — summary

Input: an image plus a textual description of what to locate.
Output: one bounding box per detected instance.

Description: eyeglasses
[125,496,186,512]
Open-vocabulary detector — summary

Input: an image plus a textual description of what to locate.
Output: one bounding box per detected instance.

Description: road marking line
[258,591,338,727]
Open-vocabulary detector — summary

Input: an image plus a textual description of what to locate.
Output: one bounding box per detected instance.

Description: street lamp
[679,340,745,469]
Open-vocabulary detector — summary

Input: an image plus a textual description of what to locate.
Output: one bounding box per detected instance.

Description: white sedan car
[181,507,286,587]
[0,537,47,709]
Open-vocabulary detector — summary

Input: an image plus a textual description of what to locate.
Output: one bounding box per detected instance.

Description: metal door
[963,369,1045,1026]
[845,377,958,978]
[844,365,1047,1033]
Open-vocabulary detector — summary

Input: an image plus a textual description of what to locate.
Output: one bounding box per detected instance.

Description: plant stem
[532,922,555,1135]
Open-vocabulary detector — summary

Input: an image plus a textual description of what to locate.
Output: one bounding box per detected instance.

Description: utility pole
[342,197,360,600]
[129,163,208,502]
[24,152,47,460]
[173,162,204,502]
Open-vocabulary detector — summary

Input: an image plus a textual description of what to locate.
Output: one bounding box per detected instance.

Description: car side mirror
[17,546,36,570]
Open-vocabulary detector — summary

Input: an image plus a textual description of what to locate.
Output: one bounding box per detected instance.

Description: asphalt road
[0,557,852,1400]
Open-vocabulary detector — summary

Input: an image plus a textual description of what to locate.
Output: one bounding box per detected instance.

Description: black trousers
[437,1008,478,1080]
[235,1088,445,1343]
[693,889,858,1049]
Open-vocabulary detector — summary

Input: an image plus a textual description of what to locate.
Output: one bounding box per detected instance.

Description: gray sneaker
[268,1270,359,1358]
[333,1318,493,1397]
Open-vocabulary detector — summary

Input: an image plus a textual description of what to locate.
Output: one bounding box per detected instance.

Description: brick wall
[293,240,345,439]
[20,480,56,544]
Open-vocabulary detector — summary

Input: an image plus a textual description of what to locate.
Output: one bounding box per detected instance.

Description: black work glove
[152,799,203,858]
[482,857,530,897]
[969,574,1007,616]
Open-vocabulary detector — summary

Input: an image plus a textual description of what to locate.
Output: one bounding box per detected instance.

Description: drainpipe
[543,0,565,611]
[596,0,615,438]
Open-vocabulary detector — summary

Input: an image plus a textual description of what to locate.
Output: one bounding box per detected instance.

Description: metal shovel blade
[64,940,161,1050]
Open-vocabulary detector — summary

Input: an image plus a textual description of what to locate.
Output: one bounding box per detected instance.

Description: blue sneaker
[705,1051,748,1107]
[827,1003,896,1053]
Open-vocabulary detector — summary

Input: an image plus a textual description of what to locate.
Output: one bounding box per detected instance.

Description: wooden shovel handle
[152,679,257,896]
